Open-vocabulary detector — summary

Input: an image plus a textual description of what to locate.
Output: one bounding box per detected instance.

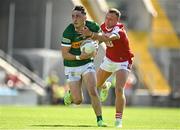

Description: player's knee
[73,99,82,105]
[89,90,98,97]
[116,87,124,94]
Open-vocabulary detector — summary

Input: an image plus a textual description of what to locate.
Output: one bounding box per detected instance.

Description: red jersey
[100,22,134,62]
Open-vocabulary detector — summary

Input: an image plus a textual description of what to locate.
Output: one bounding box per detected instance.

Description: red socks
[115,112,122,119]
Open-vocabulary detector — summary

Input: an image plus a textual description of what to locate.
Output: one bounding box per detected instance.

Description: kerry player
[61,5,106,127]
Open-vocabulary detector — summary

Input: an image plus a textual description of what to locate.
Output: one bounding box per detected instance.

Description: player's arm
[61,36,77,60]
[61,46,76,60]
[81,26,120,42]
[61,46,93,60]
[92,32,120,42]
[61,27,93,60]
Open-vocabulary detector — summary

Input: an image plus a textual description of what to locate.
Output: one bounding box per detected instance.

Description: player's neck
[75,26,84,33]
[105,22,117,30]
[105,26,113,31]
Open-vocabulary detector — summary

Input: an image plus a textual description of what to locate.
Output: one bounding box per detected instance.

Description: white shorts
[65,62,95,82]
[100,57,131,73]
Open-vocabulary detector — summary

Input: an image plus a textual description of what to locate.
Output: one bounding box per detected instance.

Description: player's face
[72,11,86,29]
[105,12,119,29]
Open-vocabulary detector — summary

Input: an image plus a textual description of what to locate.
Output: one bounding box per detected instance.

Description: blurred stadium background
[0,0,180,107]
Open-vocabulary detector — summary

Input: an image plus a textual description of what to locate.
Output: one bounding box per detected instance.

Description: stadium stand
[128,31,171,96]
[151,0,180,48]
[0,49,47,105]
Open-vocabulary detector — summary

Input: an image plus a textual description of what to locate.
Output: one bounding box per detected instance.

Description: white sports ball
[80,40,96,54]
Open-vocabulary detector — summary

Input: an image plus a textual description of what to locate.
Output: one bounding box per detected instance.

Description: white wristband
[75,55,81,60]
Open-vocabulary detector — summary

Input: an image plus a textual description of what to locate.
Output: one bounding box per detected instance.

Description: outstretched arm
[80,26,120,42]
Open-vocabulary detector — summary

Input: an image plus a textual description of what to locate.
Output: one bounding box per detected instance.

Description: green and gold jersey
[61,20,100,67]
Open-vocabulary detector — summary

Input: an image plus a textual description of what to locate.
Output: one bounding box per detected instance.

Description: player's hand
[79,26,92,37]
[92,49,98,57]
[105,41,114,47]
[80,48,94,59]
[104,33,114,47]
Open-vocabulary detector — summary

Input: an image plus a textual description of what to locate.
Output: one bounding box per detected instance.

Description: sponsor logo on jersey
[71,41,81,48]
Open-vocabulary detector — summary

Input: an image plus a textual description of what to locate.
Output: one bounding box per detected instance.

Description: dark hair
[72,5,86,15]
[108,8,121,18]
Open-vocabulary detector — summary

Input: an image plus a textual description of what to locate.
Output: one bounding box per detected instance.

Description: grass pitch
[0,105,180,130]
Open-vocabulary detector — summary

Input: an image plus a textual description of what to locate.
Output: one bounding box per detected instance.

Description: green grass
[0,105,180,130]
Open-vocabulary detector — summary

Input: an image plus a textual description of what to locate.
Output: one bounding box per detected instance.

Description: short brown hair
[108,8,121,18]
[72,5,86,15]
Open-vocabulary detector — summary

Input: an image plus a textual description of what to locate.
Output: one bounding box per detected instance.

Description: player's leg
[83,71,107,127]
[64,80,82,105]
[63,66,83,105]
[115,69,129,128]
[96,68,112,102]
[69,80,83,105]
[96,68,112,88]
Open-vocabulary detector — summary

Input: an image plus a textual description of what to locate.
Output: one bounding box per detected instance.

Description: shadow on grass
[31,124,96,127]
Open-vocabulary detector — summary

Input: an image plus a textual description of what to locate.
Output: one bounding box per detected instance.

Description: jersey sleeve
[93,22,101,33]
[87,21,101,33]
[61,27,71,47]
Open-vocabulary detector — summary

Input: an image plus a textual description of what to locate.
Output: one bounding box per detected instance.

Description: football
[80,40,97,54]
